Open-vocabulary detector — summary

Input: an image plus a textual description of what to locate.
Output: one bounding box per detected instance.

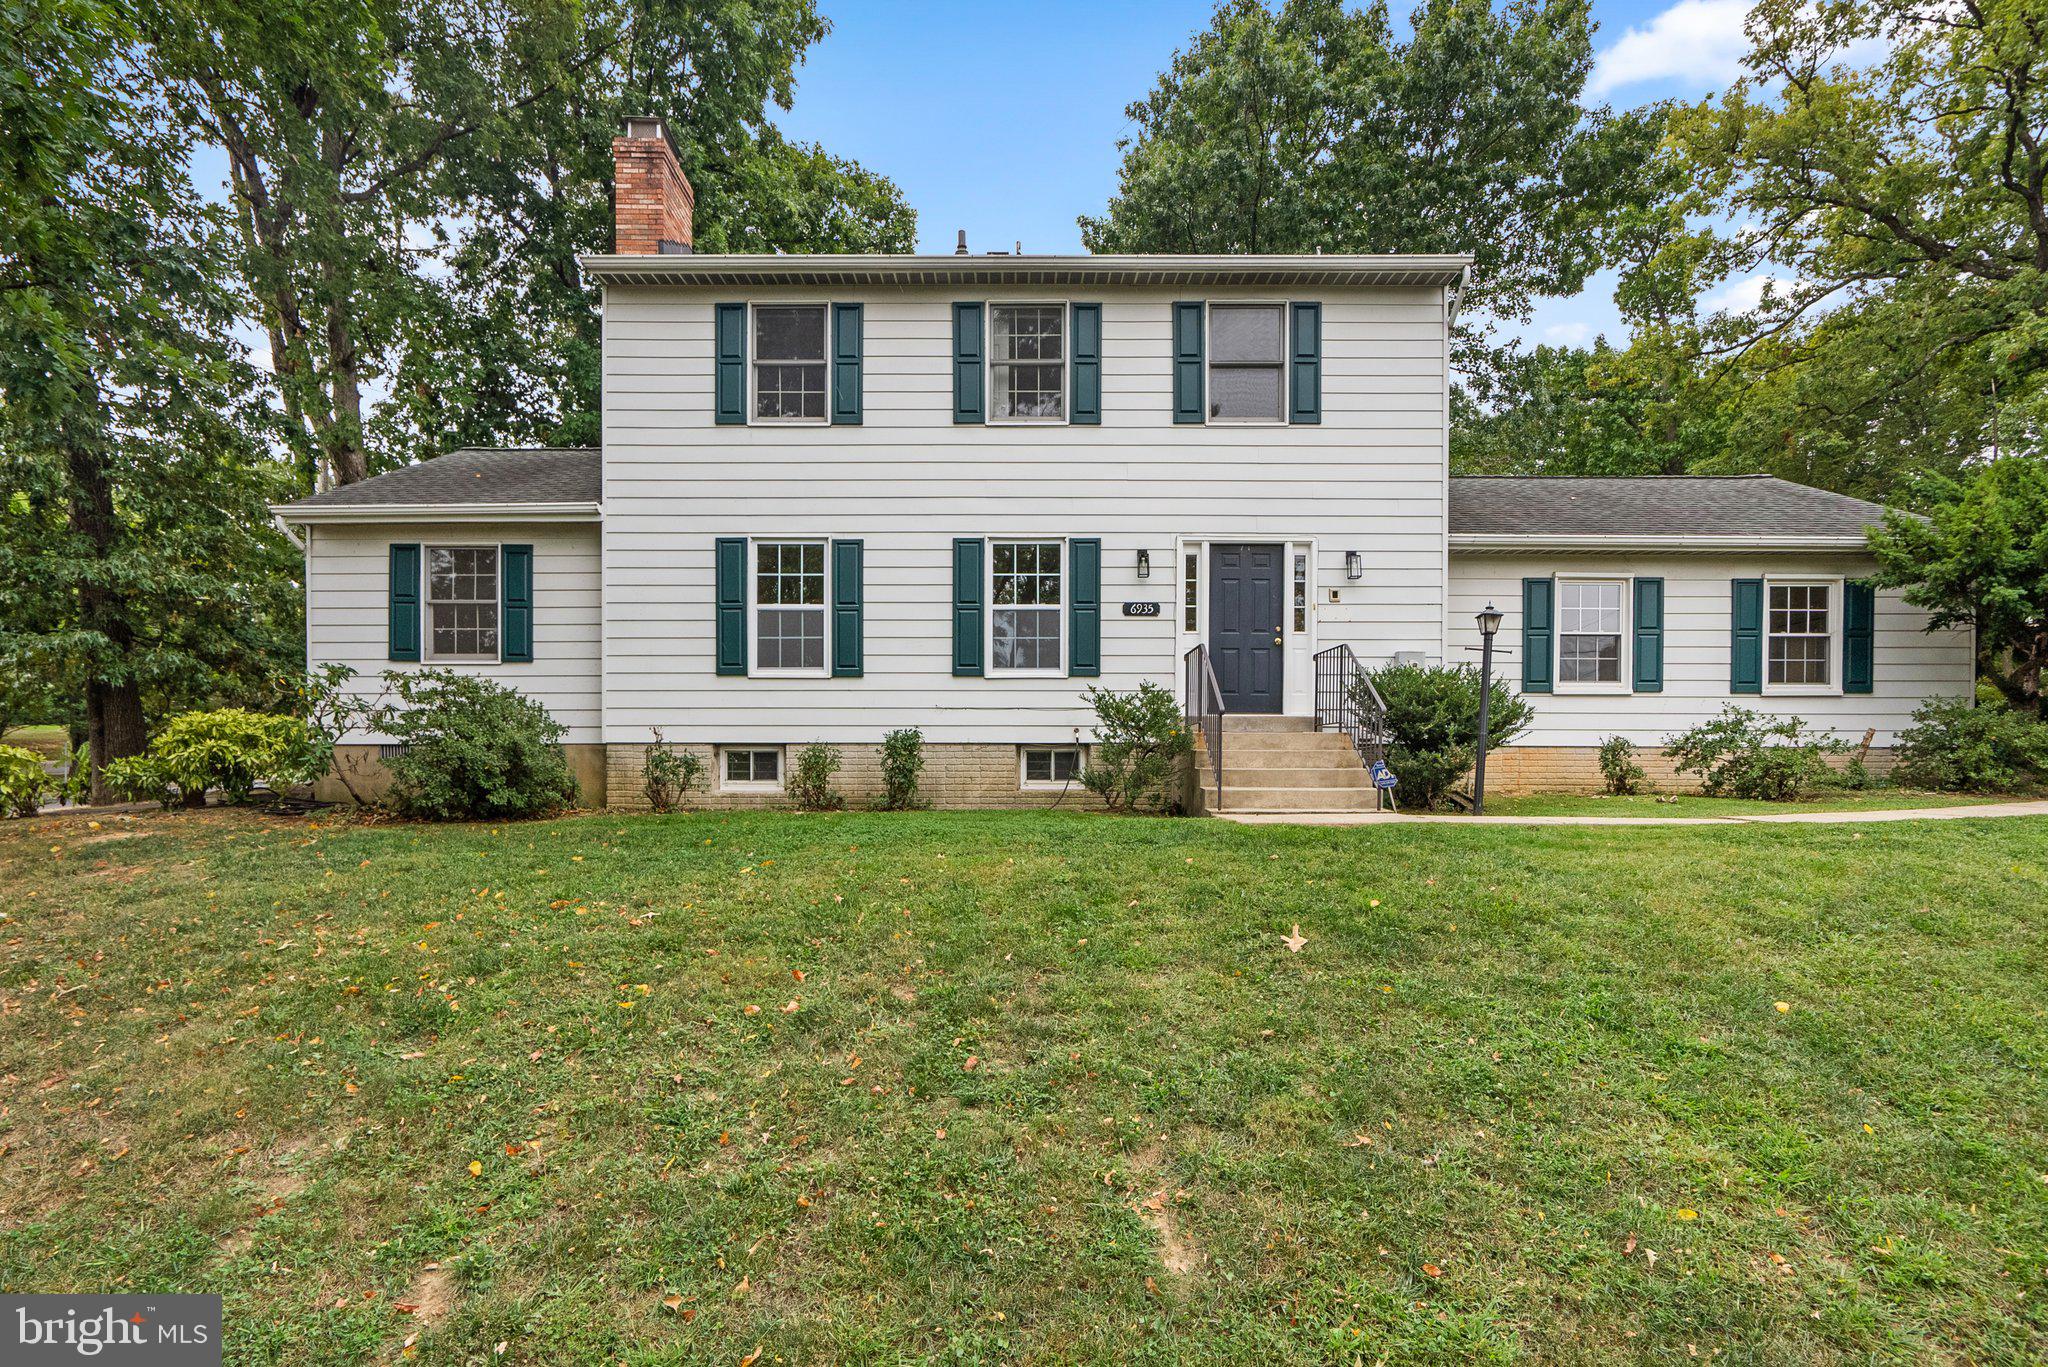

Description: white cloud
[1543,322,1592,346]
[1703,272,1794,314]
[1588,0,1753,98]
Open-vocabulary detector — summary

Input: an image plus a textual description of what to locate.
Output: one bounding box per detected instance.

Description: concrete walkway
[1217,799,2048,828]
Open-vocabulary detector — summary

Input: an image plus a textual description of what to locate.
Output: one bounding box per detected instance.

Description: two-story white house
[275,118,1976,811]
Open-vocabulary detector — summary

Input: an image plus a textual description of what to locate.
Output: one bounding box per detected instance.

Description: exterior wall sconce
[1136,549,1151,579]
[1344,550,1363,580]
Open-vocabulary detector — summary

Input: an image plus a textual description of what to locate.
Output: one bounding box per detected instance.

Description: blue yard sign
[1370,760,1397,790]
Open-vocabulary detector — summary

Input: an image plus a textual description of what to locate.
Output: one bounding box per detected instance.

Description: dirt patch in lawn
[397,1264,459,1325]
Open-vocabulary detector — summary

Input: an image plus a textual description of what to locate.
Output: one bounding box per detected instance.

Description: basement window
[1020,746,1083,788]
[721,747,783,790]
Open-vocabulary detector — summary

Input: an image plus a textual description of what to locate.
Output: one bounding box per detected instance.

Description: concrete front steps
[1192,715,1381,814]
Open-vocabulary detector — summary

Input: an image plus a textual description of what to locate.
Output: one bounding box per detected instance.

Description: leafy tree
[1082,0,1666,358]
[0,0,301,800]
[1615,0,2048,495]
[1870,459,2048,713]
[1452,341,1704,475]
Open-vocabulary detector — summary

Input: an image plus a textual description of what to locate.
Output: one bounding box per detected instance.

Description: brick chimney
[611,115,694,255]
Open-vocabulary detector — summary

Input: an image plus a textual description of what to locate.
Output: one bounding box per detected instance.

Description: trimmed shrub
[1081,682,1191,813]
[1665,705,1847,802]
[1893,698,2048,793]
[1598,736,1646,796]
[376,670,579,820]
[102,708,310,808]
[787,742,845,811]
[0,744,54,817]
[1357,663,1534,810]
[642,728,704,812]
[877,728,926,810]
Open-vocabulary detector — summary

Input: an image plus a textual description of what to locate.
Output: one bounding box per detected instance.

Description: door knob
[1272,635,1283,646]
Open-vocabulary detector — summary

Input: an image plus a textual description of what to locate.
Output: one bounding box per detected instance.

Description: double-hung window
[1208,303,1285,422]
[1557,579,1624,686]
[426,546,500,661]
[990,305,1065,421]
[752,304,827,422]
[990,540,1063,673]
[753,541,827,674]
[1768,582,1832,687]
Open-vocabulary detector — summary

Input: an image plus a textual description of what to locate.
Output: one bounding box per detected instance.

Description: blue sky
[774,0,1764,352]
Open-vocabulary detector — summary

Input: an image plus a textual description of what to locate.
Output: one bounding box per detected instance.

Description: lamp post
[1473,602,1504,815]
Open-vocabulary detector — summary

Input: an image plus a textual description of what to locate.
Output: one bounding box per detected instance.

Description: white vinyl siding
[1449,553,1973,748]
[304,521,600,743]
[599,285,1451,744]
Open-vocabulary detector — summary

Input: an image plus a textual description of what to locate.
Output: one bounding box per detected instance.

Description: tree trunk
[85,678,146,805]
[65,415,149,803]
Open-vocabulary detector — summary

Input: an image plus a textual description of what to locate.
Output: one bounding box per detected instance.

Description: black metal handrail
[1313,645,1390,804]
[1183,643,1225,811]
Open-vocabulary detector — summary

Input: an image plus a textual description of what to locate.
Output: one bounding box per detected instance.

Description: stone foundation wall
[316,744,608,807]
[1484,744,1897,795]
[604,742,1107,811]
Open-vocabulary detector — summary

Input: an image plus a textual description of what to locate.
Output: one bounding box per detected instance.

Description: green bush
[1598,736,1646,796]
[787,742,845,811]
[1665,706,1848,802]
[1081,682,1192,813]
[102,708,310,808]
[376,670,579,820]
[642,728,705,812]
[877,728,926,810]
[0,744,54,817]
[1357,663,1534,810]
[1893,698,2048,792]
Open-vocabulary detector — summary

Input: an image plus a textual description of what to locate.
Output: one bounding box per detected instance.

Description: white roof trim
[272,502,601,524]
[1451,533,1871,552]
[578,252,1475,289]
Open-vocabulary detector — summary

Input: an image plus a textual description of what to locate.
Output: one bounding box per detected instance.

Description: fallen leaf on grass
[739,1349,763,1367]
[467,1160,483,1177]
[1421,1263,1442,1278]
[1675,1208,1698,1221]
[1623,1233,1637,1255]
[662,1294,683,1311]
[1281,925,1307,954]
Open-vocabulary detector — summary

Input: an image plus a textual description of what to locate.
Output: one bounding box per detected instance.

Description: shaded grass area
[1475,789,2032,818]
[3,807,2046,1364]
[2,724,66,758]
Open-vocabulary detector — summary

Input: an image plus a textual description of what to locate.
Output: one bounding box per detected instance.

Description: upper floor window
[1769,582,1832,686]
[426,546,499,662]
[1557,579,1624,686]
[1208,303,1285,422]
[753,540,827,673]
[990,540,1063,673]
[990,305,1065,421]
[753,305,827,422]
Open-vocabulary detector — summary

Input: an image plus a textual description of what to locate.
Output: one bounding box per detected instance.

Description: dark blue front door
[1210,543,1284,713]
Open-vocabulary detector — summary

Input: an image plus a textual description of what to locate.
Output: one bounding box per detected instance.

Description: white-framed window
[989,539,1064,674]
[721,746,784,789]
[1019,746,1083,788]
[1207,303,1286,423]
[1556,578,1626,688]
[751,303,827,423]
[1182,548,1200,632]
[989,304,1065,421]
[425,545,500,662]
[1768,581,1835,688]
[751,540,828,675]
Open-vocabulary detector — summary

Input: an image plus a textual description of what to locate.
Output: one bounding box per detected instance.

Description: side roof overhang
[576,252,1475,290]
[1447,475,1891,553]
[272,448,601,525]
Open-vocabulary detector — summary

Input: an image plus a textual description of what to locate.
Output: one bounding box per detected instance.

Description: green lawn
[1474,789,2035,819]
[3,807,2046,1364]
[2,724,67,758]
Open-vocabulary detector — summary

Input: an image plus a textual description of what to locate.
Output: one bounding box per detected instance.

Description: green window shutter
[1070,303,1101,424]
[1171,301,1205,424]
[1520,577,1553,693]
[953,302,984,424]
[1731,578,1764,694]
[1288,301,1321,424]
[952,537,984,676]
[388,543,421,662]
[714,303,747,425]
[1069,537,1101,677]
[1631,576,1663,693]
[831,538,864,676]
[715,537,748,675]
[1843,580,1875,694]
[501,544,533,663]
[831,303,863,425]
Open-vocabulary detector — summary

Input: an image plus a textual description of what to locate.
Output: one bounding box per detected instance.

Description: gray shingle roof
[276,448,599,512]
[1449,476,1890,540]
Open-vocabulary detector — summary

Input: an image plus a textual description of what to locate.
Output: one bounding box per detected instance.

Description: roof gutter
[1450,533,1874,552]
[271,502,602,525]
[577,251,1474,289]
[1446,263,1473,327]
